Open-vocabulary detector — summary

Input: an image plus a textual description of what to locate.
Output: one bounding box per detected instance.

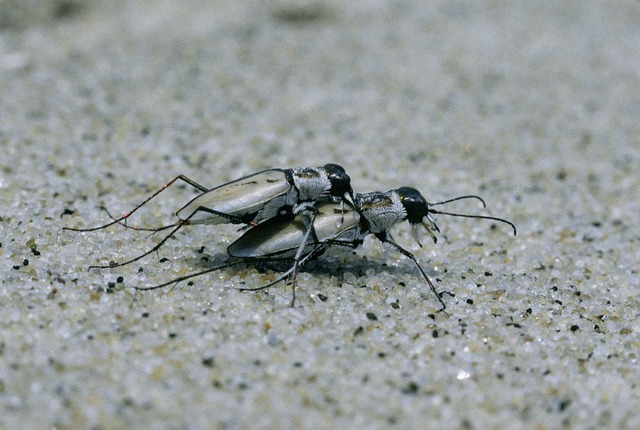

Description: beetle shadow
[188,249,426,287]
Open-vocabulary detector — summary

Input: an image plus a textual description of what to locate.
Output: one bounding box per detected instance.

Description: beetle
[139,187,516,310]
[65,164,354,269]
[175,164,353,226]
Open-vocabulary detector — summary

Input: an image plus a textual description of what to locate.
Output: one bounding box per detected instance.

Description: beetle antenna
[428,208,517,236]
[430,195,486,207]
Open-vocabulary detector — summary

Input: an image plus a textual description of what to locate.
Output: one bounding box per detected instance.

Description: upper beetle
[176,163,354,226]
[66,163,354,270]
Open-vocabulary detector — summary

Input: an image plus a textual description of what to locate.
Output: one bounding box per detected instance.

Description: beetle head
[396,187,439,244]
[398,187,517,242]
[324,163,354,204]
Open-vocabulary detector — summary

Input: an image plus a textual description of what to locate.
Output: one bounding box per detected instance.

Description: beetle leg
[64,174,208,232]
[134,260,247,291]
[88,204,244,270]
[287,210,318,306]
[98,205,179,233]
[378,235,448,312]
[238,244,322,301]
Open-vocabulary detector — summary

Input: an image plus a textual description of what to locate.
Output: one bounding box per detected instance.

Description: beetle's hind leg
[87,204,237,270]
[98,205,179,233]
[65,174,209,232]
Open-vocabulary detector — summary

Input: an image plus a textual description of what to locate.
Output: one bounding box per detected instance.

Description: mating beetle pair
[66,164,516,310]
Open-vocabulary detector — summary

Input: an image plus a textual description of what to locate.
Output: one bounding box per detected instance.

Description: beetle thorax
[291,167,332,202]
[358,190,408,234]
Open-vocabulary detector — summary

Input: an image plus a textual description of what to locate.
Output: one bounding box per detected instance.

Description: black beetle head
[396,187,430,224]
[324,163,354,202]
[396,186,440,244]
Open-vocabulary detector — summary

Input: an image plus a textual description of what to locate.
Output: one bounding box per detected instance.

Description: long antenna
[430,195,486,207]
[428,208,517,236]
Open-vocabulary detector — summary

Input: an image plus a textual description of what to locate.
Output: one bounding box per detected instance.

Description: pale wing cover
[228,202,361,258]
[176,170,291,224]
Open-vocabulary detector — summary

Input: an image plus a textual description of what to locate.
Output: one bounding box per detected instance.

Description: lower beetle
[140,187,516,310]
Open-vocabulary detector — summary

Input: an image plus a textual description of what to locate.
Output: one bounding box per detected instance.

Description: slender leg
[134,260,247,291]
[98,205,178,233]
[239,245,324,295]
[381,237,447,312]
[65,175,209,232]
[88,205,252,270]
[238,236,357,304]
[287,210,317,307]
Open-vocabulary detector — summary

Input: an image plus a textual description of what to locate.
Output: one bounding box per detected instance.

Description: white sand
[1,1,638,428]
